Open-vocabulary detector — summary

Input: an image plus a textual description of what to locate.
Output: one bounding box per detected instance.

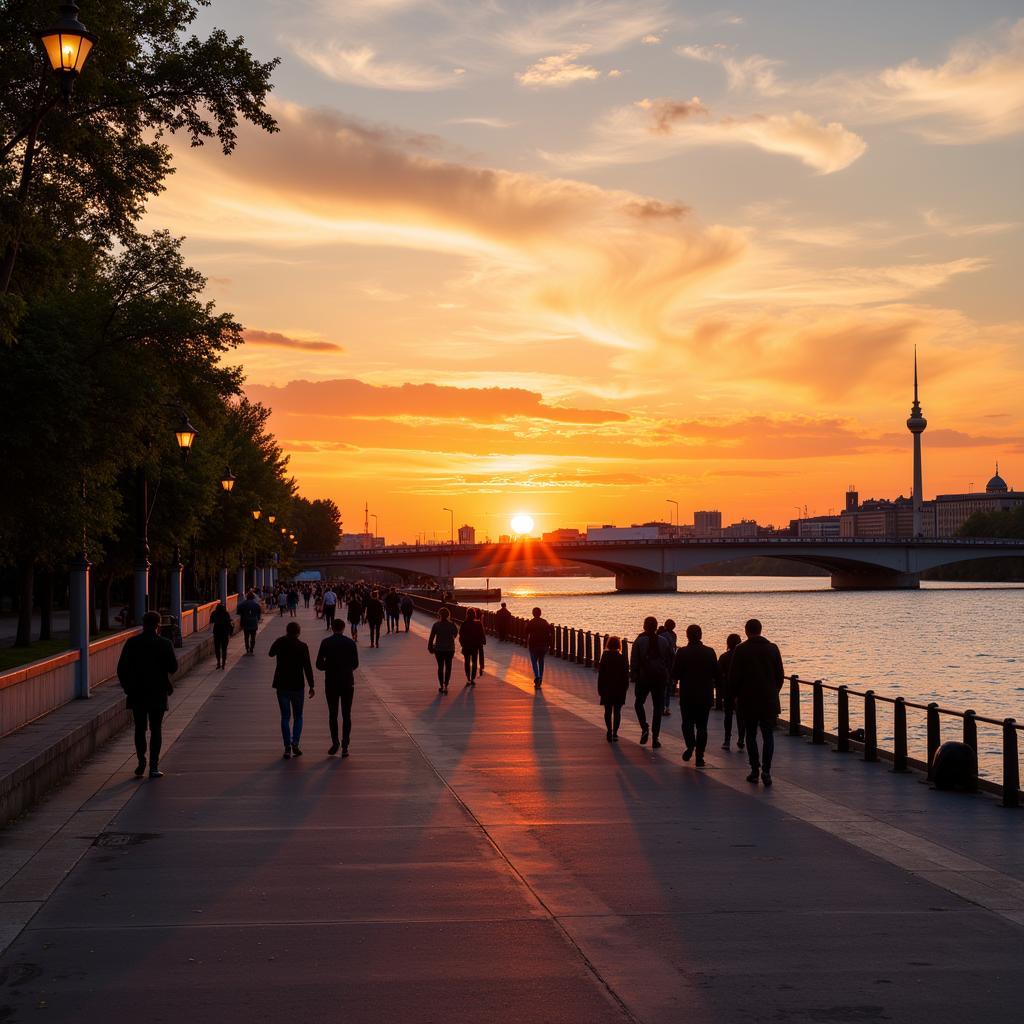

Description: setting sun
[510,513,535,536]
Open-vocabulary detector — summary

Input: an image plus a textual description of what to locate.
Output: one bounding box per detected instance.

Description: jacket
[717,648,737,699]
[729,635,785,719]
[117,628,178,711]
[524,617,551,653]
[459,618,486,652]
[365,597,385,624]
[629,632,673,686]
[267,635,314,691]
[346,600,363,622]
[316,633,360,690]
[428,619,459,653]
[672,641,719,708]
[237,599,262,631]
[211,605,233,638]
[597,651,630,706]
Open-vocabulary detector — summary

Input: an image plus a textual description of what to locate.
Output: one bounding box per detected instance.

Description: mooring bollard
[812,680,825,745]
[926,703,941,779]
[569,628,576,662]
[788,677,802,736]
[863,690,878,762]
[561,625,569,659]
[837,685,850,753]
[893,697,909,772]
[1002,719,1020,809]
[584,631,593,668]
[576,629,585,665]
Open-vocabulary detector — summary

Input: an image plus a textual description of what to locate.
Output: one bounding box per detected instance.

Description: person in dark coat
[524,607,551,688]
[346,596,363,642]
[427,607,459,694]
[400,594,414,631]
[237,591,262,655]
[315,619,360,756]
[718,633,743,751]
[495,602,513,641]
[729,618,785,786]
[211,602,233,669]
[629,617,673,748]
[268,620,315,758]
[117,610,178,778]
[364,592,385,647]
[597,636,629,741]
[458,609,486,685]
[672,624,719,767]
[658,619,678,717]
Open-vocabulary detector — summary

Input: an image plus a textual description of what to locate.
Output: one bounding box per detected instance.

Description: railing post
[569,628,576,662]
[892,697,909,772]
[836,685,850,752]
[1002,719,1020,808]
[926,702,941,779]
[584,631,593,668]
[576,629,585,665]
[593,633,603,671]
[811,680,825,745]
[788,676,801,736]
[962,709,978,754]
[863,690,878,762]
[561,625,569,659]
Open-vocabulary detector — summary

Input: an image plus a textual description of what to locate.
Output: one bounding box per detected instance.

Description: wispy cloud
[447,116,515,128]
[517,47,602,87]
[293,42,461,91]
[244,329,344,352]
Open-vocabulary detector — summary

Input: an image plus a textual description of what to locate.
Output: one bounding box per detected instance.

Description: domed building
[934,463,1023,536]
[986,464,1010,494]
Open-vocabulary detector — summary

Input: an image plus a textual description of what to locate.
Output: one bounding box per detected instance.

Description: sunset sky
[145,1,1024,541]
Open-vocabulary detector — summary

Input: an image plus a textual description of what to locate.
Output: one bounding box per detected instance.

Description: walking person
[629,616,673,748]
[718,633,744,750]
[316,619,359,756]
[597,636,629,741]
[322,586,337,629]
[303,585,312,609]
[477,609,487,675]
[211,601,233,670]
[400,594,414,632]
[658,619,678,717]
[525,607,551,689]
[268,620,315,759]
[458,609,485,686]
[672,624,719,768]
[729,618,785,786]
[347,594,363,642]
[495,602,513,641]
[117,611,178,778]
[384,588,401,634]
[277,590,287,617]
[427,607,459,694]
[365,591,385,648]
[237,590,262,655]
[287,587,299,618]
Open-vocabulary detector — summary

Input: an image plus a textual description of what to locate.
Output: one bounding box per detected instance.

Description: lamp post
[371,514,379,545]
[169,414,198,642]
[220,466,236,493]
[442,507,454,545]
[667,499,679,538]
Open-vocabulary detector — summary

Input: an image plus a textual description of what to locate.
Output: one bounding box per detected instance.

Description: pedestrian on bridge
[428,607,459,694]
[718,633,743,751]
[525,607,551,689]
[268,620,315,759]
[729,619,785,787]
[630,617,673,748]
[459,609,486,686]
[117,611,178,779]
[597,636,629,741]
[672,624,719,768]
[316,619,359,756]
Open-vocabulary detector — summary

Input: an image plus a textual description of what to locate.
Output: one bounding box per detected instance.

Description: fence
[406,594,1022,807]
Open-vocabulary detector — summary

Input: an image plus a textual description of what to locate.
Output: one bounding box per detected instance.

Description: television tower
[906,347,927,537]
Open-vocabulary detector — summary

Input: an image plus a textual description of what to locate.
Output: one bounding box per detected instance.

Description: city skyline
[140,1,1024,539]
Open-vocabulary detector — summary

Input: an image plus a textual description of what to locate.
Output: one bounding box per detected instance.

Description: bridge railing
[406,592,1022,807]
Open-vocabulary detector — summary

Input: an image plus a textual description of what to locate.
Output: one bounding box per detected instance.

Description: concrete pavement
[0,604,1021,1023]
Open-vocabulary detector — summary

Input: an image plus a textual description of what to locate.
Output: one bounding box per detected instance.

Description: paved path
[0,606,1021,1023]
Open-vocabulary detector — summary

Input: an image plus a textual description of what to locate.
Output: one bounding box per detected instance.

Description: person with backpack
[629,616,673,747]
[597,636,629,742]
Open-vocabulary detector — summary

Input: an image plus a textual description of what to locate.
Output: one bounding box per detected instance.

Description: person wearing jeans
[427,607,459,694]
[316,619,359,756]
[268,620,315,758]
[728,618,785,786]
[629,617,673,748]
[717,633,743,750]
[524,607,551,689]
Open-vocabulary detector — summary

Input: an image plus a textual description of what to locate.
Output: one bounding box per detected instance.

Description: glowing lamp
[289,533,295,541]
[38,3,96,87]
[268,514,277,525]
[280,526,287,534]
[220,467,236,493]
[251,505,262,522]
[174,413,197,454]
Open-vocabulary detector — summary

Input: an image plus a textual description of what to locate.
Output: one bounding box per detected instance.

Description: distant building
[498,533,512,544]
[693,510,722,538]
[542,528,584,542]
[722,519,760,539]
[336,532,378,551]
[796,515,841,539]
[457,524,476,545]
[933,465,1024,536]
[587,523,673,541]
[839,496,930,539]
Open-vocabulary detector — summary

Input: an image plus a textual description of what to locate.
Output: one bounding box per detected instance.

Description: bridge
[298,536,1024,591]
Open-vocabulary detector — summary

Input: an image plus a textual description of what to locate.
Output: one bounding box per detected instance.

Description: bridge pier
[614,570,678,593]
[830,569,920,590]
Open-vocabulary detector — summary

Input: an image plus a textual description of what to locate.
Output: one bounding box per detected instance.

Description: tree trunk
[14,556,34,647]
[38,570,52,641]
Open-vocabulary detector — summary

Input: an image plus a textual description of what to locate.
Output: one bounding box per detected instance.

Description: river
[457,576,1024,777]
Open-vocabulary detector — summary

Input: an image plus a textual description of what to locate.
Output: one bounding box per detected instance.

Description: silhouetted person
[400,594,414,631]
[658,619,678,717]
[364,592,385,647]
[525,607,551,689]
[729,618,785,786]
[277,591,287,617]
[718,633,744,750]
[459,609,486,685]
[322,587,337,629]
[287,588,299,618]
[428,607,459,694]
[672,624,719,767]
[268,620,315,758]
[117,610,177,778]
[384,588,401,633]
[630,616,673,747]
[211,602,233,670]
[597,635,629,741]
[347,596,363,642]
[237,591,262,655]
[495,602,513,641]
[316,619,359,756]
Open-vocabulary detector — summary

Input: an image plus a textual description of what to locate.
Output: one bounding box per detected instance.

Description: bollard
[576,629,585,665]
[1002,719,1020,808]
[811,680,825,744]
[837,686,850,753]
[569,628,576,662]
[863,690,878,762]
[962,709,978,754]
[553,625,561,657]
[892,697,909,772]
[593,633,603,671]
[584,631,593,668]
[561,625,569,659]
[926,703,941,779]
[788,677,802,736]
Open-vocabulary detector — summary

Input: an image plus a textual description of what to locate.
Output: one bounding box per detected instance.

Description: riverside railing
[406,593,1022,808]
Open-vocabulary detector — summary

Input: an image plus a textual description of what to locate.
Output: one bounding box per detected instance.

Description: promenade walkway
[1,605,1022,1022]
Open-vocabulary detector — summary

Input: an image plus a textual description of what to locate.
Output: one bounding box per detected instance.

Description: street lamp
[442,507,454,545]
[38,2,97,99]
[220,466,236,493]
[251,504,262,522]
[667,499,679,536]
[174,413,198,456]
[371,513,378,540]
[268,513,276,525]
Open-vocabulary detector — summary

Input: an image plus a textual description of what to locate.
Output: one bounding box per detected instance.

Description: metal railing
[406,593,1022,808]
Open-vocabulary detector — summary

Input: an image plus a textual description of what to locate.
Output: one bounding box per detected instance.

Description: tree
[959,507,1024,539]
[292,498,343,555]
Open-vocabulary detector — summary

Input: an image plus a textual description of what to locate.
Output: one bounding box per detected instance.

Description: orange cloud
[244,329,344,352]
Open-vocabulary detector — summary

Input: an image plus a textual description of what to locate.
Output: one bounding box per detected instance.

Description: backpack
[636,634,669,685]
